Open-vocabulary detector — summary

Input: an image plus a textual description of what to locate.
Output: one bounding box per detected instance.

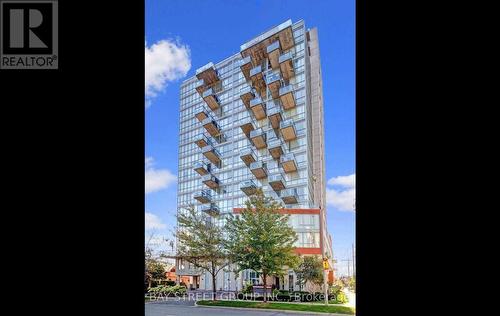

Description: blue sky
[145,0,355,276]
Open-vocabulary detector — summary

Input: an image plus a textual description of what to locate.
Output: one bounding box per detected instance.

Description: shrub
[242,282,253,294]
[165,280,176,286]
[277,293,291,301]
[330,285,343,296]
[147,285,187,297]
[335,291,348,304]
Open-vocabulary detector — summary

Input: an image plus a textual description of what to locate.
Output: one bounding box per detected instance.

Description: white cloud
[145,156,176,194]
[328,174,355,187]
[326,173,355,212]
[145,39,191,107]
[145,212,167,230]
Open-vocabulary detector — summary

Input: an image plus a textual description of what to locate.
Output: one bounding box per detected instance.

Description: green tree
[295,256,324,291]
[175,206,228,300]
[145,253,166,288]
[225,189,299,302]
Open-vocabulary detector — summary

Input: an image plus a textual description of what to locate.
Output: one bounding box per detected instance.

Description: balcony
[240,20,294,66]
[267,103,283,129]
[279,85,296,110]
[267,138,284,159]
[280,153,298,173]
[250,65,266,92]
[200,203,220,216]
[280,188,298,204]
[196,62,220,85]
[201,117,221,138]
[202,88,220,111]
[266,41,281,70]
[202,174,220,190]
[279,119,297,141]
[194,79,206,95]
[250,161,268,179]
[193,161,211,176]
[249,97,266,120]
[239,56,253,81]
[201,145,221,165]
[266,72,281,99]
[268,174,286,191]
[240,180,258,196]
[240,148,257,166]
[195,108,210,122]
[279,52,294,81]
[239,117,255,138]
[194,134,212,148]
[193,190,212,204]
[250,128,267,149]
[239,86,255,109]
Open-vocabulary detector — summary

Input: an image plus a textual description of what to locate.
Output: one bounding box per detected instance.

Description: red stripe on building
[294,247,322,255]
[232,208,320,214]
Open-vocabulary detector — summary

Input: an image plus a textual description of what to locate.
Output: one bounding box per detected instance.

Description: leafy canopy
[225,189,300,278]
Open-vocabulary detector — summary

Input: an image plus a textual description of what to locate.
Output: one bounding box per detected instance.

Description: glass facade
[178,20,310,218]
[176,19,330,291]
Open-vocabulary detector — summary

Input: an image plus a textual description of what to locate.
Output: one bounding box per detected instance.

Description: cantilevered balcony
[196,62,220,85]
[194,134,212,148]
[201,117,221,138]
[239,56,252,81]
[240,180,258,196]
[239,86,255,109]
[266,72,282,99]
[193,161,211,176]
[193,189,212,204]
[267,138,284,159]
[279,52,294,81]
[201,145,221,165]
[250,65,266,92]
[250,161,268,179]
[200,203,220,216]
[279,85,296,110]
[266,41,281,70]
[202,174,220,190]
[240,20,294,66]
[249,97,266,120]
[239,117,255,138]
[267,103,283,129]
[280,188,298,204]
[268,174,286,191]
[194,79,206,95]
[195,108,210,122]
[202,88,220,111]
[280,153,298,173]
[280,119,297,141]
[240,148,257,166]
[250,128,267,149]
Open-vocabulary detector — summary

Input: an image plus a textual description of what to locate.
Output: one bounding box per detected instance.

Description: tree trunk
[263,273,267,303]
[212,270,217,301]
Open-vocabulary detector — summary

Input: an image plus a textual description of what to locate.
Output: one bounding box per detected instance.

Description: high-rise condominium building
[176,19,333,291]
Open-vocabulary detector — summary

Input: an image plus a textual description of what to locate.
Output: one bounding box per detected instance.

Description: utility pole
[352,243,355,278]
[322,257,329,306]
[341,258,352,278]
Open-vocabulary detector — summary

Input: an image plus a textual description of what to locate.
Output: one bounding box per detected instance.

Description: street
[145,300,333,316]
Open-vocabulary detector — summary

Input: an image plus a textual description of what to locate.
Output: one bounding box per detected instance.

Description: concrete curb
[194,301,355,316]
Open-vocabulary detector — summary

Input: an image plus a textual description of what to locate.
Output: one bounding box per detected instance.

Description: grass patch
[310,299,345,305]
[197,300,355,314]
